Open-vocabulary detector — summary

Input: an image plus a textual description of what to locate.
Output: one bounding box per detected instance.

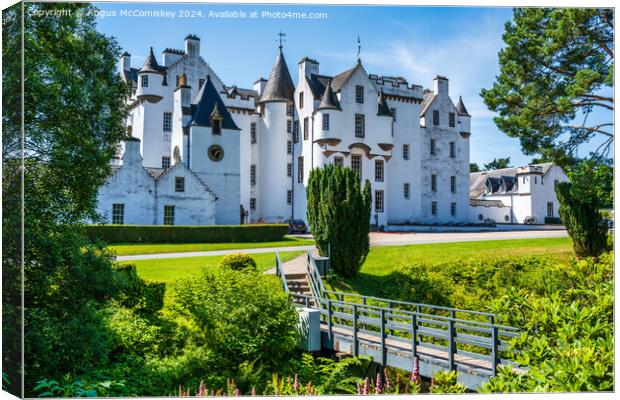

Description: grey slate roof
[307,63,366,99]
[317,82,341,110]
[259,50,295,104]
[140,47,165,74]
[470,162,555,198]
[420,90,437,116]
[189,75,240,130]
[122,68,139,85]
[377,90,392,116]
[456,96,470,116]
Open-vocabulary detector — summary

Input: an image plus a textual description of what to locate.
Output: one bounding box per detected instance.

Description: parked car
[286,219,308,234]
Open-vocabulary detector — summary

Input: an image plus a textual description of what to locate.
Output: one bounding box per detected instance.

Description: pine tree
[306,165,371,278]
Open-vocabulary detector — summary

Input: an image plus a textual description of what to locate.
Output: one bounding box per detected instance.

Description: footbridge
[274,252,523,390]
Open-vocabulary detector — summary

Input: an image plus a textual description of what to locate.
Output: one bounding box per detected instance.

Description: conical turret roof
[377,90,392,117]
[189,75,240,130]
[456,96,470,116]
[140,47,164,74]
[317,82,341,111]
[258,49,295,104]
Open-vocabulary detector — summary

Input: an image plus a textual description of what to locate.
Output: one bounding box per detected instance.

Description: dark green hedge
[84,224,289,244]
[544,217,563,225]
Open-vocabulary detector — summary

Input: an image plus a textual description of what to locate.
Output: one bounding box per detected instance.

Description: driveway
[115,229,567,262]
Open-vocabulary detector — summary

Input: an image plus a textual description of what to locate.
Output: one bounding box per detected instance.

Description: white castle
[97,34,475,227]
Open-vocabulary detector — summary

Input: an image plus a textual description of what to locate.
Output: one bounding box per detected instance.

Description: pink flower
[234,388,240,396]
[375,372,383,394]
[357,381,362,395]
[198,380,205,396]
[411,356,420,383]
[251,387,256,396]
[363,377,370,395]
[384,370,392,390]
[293,374,300,392]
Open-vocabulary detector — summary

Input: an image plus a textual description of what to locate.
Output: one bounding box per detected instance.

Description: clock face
[208,144,224,162]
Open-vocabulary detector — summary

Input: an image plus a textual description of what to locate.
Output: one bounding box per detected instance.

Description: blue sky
[93,2,611,167]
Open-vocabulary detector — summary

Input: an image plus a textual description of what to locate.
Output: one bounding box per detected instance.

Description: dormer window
[141,75,149,87]
[356,85,364,103]
[212,119,222,135]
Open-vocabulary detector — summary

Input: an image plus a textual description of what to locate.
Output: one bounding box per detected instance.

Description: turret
[136,47,164,103]
[456,96,471,138]
[184,34,200,58]
[258,48,295,105]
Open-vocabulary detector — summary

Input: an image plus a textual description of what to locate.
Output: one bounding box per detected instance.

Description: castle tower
[456,96,471,138]
[136,47,164,103]
[257,45,296,222]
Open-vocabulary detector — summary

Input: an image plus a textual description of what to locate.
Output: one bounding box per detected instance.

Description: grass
[109,236,313,256]
[325,237,574,299]
[120,251,303,284]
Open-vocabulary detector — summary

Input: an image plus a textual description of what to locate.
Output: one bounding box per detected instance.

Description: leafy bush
[219,253,257,271]
[306,165,372,278]
[113,264,165,314]
[170,268,298,382]
[83,224,288,244]
[482,253,613,392]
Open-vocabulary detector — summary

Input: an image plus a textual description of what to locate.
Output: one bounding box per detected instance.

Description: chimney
[122,137,143,166]
[253,77,267,97]
[434,75,448,96]
[298,57,319,79]
[120,51,131,72]
[184,34,200,58]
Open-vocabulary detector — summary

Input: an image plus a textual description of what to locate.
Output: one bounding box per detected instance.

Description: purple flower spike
[411,356,420,383]
[376,372,383,394]
[293,374,300,392]
[363,377,370,395]
[384,370,392,390]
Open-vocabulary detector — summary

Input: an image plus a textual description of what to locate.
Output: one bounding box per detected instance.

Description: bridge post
[448,319,455,371]
[327,299,333,344]
[411,313,417,361]
[491,325,499,376]
[380,309,386,365]
[388,301,394,336]
[353,304,358,357]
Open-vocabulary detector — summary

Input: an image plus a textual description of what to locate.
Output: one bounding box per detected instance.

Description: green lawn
[120,251,303,284]
[326,237,574,298]
[109,236,313,256]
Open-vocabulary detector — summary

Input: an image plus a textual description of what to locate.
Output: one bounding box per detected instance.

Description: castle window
[391,108,397,121]
[355,85,364,104]
[449,141,455,158]
[451,202,457,216]
[250,165,256,185]
[141,75,148,87]
[250,122,257,143]
[303,117,309,140]
[287,119,292,133]
[112,203,124,225]
[449,112,455,127]
[163,205,175,225]
[212,119,221,135]
[375,190,384,212]
[163,112,172,132]
[287,190,293,205]
[375,160,384,182]
[403,183,410,199]
[287,104,294,116]
[297,157,304,183]
[334,156,343,167]
[431,174,437,192]
[450,176,456,193]
[162,156,171,169]
[430,139,436,155]
[403,144,409,160]
[287,140,292,154]
[199,78,205,89]
[181,89,190,105]
[250,198,256,211]
[293,121,299,143]
[299,92,304,108]
[433,110,439,126]
[287,163,292,177]
[431,201,437,216]
[351,154,362,179]
[175,177,185,192]
[547,202,554,217]
[355,114,365,138]
[175,75,180,87]
[322,113,330,131]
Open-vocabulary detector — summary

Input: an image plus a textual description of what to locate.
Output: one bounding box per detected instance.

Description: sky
[93,2,611,167]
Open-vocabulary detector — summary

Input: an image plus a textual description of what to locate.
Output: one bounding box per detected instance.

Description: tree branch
[566,123,614,138]
[577,94,614,103]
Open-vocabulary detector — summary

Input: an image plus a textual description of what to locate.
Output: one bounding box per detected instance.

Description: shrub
[306,165,372,278]
[220,253,257,271]
[83,224,288,244]
[171,268,298,375]
[556,182,608,257]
